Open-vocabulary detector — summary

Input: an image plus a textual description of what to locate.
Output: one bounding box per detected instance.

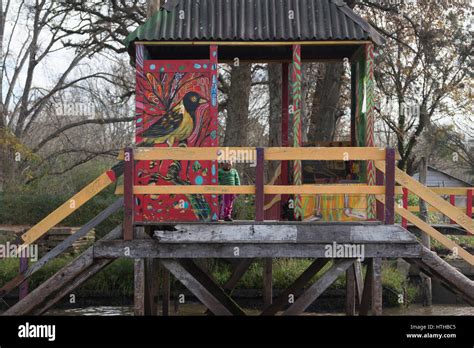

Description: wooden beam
[263,258,273,308]
[354,260,364,305]
[359,260,373,316]
[178,259,246,316]
[132,184,387,195]
[283,259,355,315]
[127,146,389,161]
[26,198,123,277]
[346,264,356,316]
[160,260,237,316]
[144,259,160,316]
[261,259,329,316]
[224,259,254,293]
[134,259,146,316]
[378,196,474,266]
[94,241,422,259]
[375,162,474,234]
[3,226,122,315]
[136,40,372,46]
[19,172,114,246]
[154,223,416,244]
[359,258,382,316]
[372,258,382,315]
[33,258,113,316]
[162,269,170,316]
[405,247,474,305]
[255,148,265,221]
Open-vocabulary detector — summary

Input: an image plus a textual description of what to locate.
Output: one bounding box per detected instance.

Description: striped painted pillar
[365,44,376,220]
[292,45,303,220]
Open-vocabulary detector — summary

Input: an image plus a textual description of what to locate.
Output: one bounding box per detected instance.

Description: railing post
[255,148,265,222]
[467,189,473,218]
[402,188,408,228]
[384,148,395,225]
[376,169,384,222]
[449,195,455,224]
[124,147,135,240]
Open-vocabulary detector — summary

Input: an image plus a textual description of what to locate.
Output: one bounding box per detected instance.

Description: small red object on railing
[449,194,456,225]
[402,188,408,228]
[467,189,473,219]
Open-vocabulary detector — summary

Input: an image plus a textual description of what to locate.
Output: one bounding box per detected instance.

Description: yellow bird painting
[142,91,208,147]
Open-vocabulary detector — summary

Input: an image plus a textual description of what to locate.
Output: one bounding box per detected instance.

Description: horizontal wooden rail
[428,187,474,195]
[407,205,469,213]
[129,185,386,195]
[116,185,404,195]
[119,147,394,161]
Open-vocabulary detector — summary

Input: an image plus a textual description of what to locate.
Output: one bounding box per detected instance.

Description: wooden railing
[403,187,473,224]
[122,147,397,239]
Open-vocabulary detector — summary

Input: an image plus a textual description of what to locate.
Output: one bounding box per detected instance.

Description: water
[46,303,474,316]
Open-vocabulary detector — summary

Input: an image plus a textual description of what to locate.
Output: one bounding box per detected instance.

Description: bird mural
[133,68,216,222]
[141,91,208,147]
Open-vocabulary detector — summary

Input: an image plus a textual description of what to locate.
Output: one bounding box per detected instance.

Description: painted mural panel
[135,60,218,222]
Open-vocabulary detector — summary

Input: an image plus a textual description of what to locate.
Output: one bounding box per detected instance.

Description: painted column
[365,44,376,220]
[292,45,303,220]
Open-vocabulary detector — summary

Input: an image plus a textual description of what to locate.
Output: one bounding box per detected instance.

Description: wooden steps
[3,226,122,316]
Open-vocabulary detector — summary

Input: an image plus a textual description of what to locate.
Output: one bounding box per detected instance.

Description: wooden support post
[292,44,303,220]
[359,258,382,316]
[162,268,170,316]
[134,259,146,316]
[385,148,395,225]
[365,43,376,220]
[346,264,356,316]
[255,148,271,308]
[467,189,473,218]
[283,259,355,315]
[263,258,273,308]
[280,63,290,211]
[19,255,28,300]
[354,260,364,305]
[402,188,408,228]
[449,195,456,224]
[123,147,134,241]
[144,258,160,315]
[359,260,373,316]
[255,148,265,221]
[372,258,382,315]
[376,169,384,222]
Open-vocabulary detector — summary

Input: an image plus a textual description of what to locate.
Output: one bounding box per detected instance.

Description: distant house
[413,166,472,207]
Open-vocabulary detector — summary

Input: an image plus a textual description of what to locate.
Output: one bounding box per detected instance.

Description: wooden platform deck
[94,222,422,259]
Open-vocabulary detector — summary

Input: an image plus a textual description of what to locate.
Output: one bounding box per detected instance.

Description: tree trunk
[267,64,282,181]
[147,0,161,17]
[307,63,344,143]
[223,64,252,147]
[418,156,433,306]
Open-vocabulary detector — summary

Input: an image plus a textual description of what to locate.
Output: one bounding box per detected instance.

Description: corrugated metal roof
[125,0,383,49]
